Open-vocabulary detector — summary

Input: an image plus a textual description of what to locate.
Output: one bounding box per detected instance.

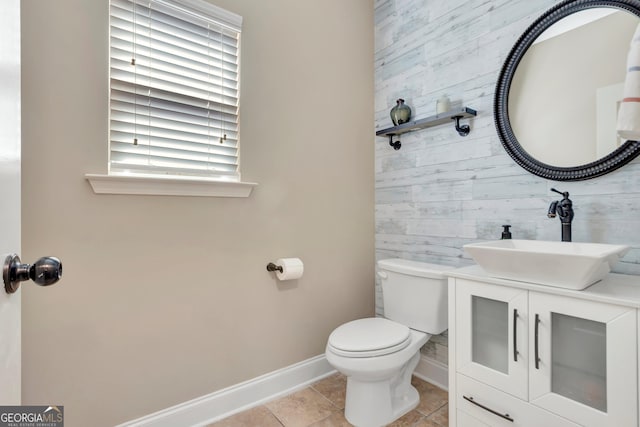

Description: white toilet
[325,258,449,427]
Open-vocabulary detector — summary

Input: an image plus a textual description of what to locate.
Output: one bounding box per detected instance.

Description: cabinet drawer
[456,374,579,427]
[457,409,490,427]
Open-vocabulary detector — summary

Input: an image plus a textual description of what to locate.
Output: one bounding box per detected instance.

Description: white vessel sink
[464,240,630,290]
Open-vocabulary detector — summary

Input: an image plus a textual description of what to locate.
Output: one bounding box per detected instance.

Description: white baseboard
[117,353,449,427]
[414,354,449,391]
[117,355,335,427]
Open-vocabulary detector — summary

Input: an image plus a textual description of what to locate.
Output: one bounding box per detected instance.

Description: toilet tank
[378,259,450,334]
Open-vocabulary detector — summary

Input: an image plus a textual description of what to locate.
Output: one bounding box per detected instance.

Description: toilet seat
[328,318,411,358]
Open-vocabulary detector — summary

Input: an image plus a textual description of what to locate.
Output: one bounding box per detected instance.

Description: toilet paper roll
[275,258,304,281]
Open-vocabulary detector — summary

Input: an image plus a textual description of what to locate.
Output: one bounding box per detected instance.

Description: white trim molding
[116,353,448,427]
[414,354,449,391]
[116,355,334,427]
[85,174,257,197]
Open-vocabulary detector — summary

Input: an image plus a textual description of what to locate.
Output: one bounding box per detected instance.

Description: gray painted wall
[21,1,373,425]
[374,0,640,364]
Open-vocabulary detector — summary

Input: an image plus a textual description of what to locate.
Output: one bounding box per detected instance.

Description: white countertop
[448,265,640,308]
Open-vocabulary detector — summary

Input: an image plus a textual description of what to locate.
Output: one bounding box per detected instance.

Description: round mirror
[495,0,640,181]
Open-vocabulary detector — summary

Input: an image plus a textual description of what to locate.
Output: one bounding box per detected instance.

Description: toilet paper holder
[266,258,304,281]
[266,262,283,273]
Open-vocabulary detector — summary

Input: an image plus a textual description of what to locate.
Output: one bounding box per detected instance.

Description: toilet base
[343,351,421,427]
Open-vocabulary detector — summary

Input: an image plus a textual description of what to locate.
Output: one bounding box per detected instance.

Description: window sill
[85,174,257,197]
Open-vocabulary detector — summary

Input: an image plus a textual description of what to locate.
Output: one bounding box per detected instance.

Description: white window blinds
[109,0,242,179]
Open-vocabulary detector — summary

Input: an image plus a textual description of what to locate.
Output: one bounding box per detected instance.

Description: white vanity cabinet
[448,267,640,427]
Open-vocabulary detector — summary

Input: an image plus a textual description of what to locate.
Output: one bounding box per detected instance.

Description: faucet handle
[550,188,569,198]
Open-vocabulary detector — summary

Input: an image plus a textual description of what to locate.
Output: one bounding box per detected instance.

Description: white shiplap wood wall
[374,0,640,364]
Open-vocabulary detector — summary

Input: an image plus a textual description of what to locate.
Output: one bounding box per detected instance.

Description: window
[109,0,242,181]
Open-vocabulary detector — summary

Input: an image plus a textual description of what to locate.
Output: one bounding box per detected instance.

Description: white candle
[436,95,450,114]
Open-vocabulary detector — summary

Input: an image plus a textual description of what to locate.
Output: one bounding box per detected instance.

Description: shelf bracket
[388,135,401,150]
[452,115,471,136]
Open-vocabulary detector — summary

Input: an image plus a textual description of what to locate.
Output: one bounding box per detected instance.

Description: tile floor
[208,374,448,427]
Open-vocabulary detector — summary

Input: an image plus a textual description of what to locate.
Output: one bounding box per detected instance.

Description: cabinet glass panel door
[472,296,508,374]
[456,279,528,400]
[529,292,637,427]
[551,313,606,412]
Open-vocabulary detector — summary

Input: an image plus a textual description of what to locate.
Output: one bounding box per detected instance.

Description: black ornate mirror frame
[495,0,640,181]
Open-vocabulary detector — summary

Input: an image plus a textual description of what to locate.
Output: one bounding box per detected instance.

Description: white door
[0,0,21,404]
[529,292,637,427]
[455,279,528,400]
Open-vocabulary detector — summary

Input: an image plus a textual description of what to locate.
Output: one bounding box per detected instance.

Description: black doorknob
[3,254,62,294]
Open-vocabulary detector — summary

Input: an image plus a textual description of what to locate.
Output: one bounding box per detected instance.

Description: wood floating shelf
[376,107,477,150]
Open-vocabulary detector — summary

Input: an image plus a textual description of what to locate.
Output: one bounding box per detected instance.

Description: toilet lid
[328,318,411,358]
